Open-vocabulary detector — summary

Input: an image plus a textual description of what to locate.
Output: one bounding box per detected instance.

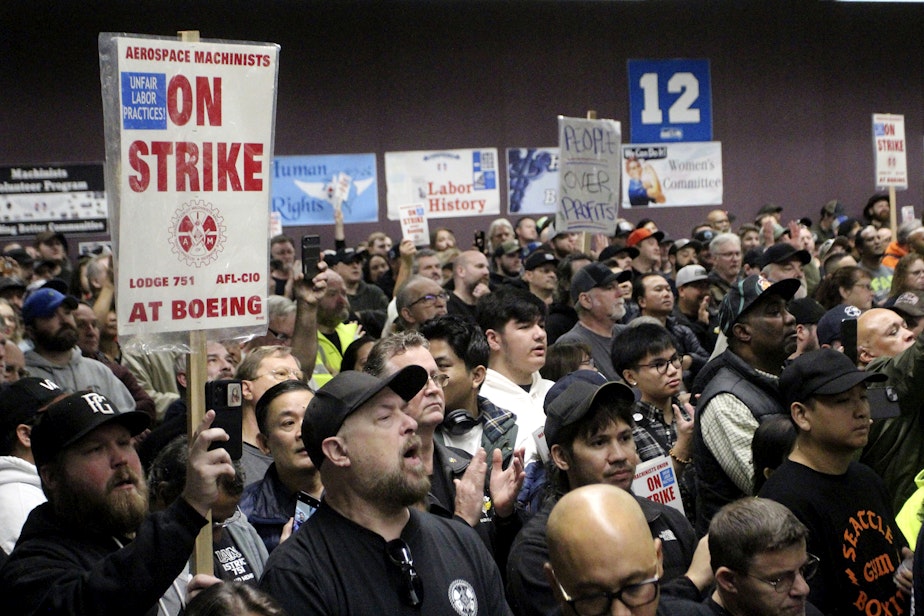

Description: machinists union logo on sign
[168,200,226,267]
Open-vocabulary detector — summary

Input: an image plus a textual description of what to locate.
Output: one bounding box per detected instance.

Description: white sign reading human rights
[621,142,723,208]
[99,34,279,343]
[385,148,501,220]
[556,117,622,235]
[872,113,907,190]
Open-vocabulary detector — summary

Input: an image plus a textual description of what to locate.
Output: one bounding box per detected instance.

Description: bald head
[546,485,661,615]
[857,308,916,365]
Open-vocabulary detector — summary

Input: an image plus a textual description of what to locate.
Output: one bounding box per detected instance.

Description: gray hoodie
[25,347,136,413]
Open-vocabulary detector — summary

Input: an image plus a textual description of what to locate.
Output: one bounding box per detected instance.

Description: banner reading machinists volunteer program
[99,34,279,341]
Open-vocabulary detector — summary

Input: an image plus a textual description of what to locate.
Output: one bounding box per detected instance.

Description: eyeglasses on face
[558,575,660,616]
[386,538,424,607]
[408,291,450,308]
[256,367,305,382]
[428,372,451,388]
[636,354,682,375]
[745,553,820,593]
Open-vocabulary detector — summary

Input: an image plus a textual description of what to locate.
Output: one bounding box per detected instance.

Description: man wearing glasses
[707,233,743,306]
[393,276,449,333]
[759,349,912,615]
[260,366,512,615]
[707,498,822,616]
[235,346,305,487]
[545,484,709,616]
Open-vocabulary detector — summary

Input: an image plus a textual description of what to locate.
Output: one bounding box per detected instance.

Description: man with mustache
[692,275,799,535]
[0,390,236,615]
[22,288,135,413]
[260,367,512,615]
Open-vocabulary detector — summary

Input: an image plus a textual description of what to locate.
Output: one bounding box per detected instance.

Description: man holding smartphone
[1,391,236,615]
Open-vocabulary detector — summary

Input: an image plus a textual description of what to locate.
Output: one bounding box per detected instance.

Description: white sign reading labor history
[385,148,501,220]
[0,163,108,237]
[872,113,907,190]
[556,117,622,235]
[99,34,279,342]
[621,142,723,208]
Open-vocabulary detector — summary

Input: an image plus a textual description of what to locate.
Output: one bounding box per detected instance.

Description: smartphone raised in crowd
[293,491,321,532]
[205,379,244,460]
[302,234,321,280]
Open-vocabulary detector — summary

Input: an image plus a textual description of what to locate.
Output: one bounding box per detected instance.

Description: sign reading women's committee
[99,34,279,342]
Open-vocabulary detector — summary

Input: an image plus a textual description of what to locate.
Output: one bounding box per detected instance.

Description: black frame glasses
[745,553,820,593]
[386,538,424,607]
[558,575,660,616]
[636,354,682,375]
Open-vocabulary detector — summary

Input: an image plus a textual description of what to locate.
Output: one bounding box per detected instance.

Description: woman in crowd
[885,252,924,307]
[814,265,874,311]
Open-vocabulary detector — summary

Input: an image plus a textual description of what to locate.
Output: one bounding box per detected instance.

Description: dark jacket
[0,499,205,616]
[693,350,786,535]
[239,463,295,555]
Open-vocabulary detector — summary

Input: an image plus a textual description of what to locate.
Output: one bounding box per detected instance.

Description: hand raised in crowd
[697,295,711,324]
[399,238,416,262]
[671,400,696,462]
[472,282,491,299]
[292,260,329,306]
[182,410,237,518]
[785,220,802,250]
[454,447,489,527]
[489,447,526,519]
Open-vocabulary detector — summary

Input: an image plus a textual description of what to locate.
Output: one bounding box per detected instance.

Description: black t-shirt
[212,530,256,584]
[260,502,512,615]
[759,460,908,616]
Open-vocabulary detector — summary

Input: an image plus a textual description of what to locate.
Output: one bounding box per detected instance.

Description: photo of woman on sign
[625,156,666,206]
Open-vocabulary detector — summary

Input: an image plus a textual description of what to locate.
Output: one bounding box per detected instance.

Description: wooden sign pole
[178,29,214,579]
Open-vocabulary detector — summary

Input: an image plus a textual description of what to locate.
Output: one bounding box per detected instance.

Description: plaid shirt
[632,399,679,463]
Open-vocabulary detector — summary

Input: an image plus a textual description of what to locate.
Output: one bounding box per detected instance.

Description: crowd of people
[1,193,924,615]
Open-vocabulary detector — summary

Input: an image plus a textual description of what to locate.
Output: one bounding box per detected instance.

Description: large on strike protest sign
[872,113,907,190]
[99,34,279,344]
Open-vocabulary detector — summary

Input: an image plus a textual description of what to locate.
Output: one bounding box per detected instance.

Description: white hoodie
[0,455,46,554]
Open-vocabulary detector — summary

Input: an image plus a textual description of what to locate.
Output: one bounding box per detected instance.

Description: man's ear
[622,368,639,387]
[242,379,255,402]
[471,365,487,390]
[636,293,647,311]
[15,424,31,449]
[857,345,876,366]
[714,567,740,594]
[578,291,593,311]
[176,371,188,390]
[550,444,570,471]
[731,321,751,343]
[485,329,502,352]
[790,401,811,432]
[321,436,350,468]
[39,463,58,492]
[399,306,415,325]
[256,432,271,455]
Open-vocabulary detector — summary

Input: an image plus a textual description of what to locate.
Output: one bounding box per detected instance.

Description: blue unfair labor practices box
[121,72,167,130]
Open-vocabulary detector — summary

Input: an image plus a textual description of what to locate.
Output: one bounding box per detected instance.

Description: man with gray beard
[261,367,512,615]
[0,391,235,615]
[22,287,135,412]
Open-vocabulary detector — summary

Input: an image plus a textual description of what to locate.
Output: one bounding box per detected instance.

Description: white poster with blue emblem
[99,33,278,344]
[628,59,712,143]
[271,154,378,225]
[385,148,500,220]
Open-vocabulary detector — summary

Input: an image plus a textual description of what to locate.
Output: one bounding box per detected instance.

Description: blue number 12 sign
[628,59,712,143]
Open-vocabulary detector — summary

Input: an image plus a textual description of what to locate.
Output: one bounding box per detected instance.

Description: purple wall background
[2,0,922,252]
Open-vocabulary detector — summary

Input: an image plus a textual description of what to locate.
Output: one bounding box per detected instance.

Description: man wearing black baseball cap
[759,349,909,616]
[692,275,799,535]
[1,391,236,615]
[759,242,811,299]
[0,377,63,554]
[260,367,512,614]
[507,377,701,615]
[557,262,632,381]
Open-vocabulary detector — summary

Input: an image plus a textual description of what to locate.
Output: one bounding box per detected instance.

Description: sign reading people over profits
[872,114,907,190]
[556,116,621,235]
[385,148,500,220]
[99,34,279,342]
